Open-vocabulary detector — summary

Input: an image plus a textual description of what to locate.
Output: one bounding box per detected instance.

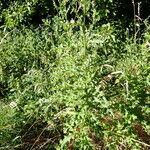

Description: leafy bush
[0,0,149,150]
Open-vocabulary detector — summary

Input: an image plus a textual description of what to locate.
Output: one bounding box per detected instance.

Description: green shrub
[0,1,149,150]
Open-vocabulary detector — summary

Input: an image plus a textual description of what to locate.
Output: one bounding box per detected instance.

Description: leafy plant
[0,0,150,149]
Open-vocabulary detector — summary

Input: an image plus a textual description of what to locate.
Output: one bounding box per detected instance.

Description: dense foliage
[0,0,150,149]
[0,0,150,28]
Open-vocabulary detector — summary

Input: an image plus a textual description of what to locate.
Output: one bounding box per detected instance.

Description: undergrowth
[0,1,150,150]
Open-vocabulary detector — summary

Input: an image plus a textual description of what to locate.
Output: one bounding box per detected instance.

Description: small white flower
[9,101,17,108]
[70,19,75,24]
